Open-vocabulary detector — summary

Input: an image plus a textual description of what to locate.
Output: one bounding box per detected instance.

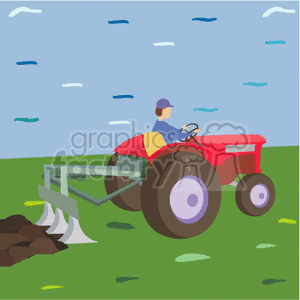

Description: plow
[37,155,148,243]
[36,124,276,242]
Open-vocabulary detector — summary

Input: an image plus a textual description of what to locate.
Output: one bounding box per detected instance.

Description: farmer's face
[163,107,172,119]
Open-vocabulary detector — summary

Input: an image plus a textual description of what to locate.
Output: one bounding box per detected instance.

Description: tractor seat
[143,132,167,157]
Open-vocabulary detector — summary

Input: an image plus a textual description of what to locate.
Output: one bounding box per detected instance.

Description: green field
[0,146,299,299]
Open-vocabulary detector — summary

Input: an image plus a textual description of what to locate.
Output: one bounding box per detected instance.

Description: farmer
[152,98,199,144]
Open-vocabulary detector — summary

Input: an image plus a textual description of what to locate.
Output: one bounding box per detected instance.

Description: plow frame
[40,155,148,206]
[36,155,148,244]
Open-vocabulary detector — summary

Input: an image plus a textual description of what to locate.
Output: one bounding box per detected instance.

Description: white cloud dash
[109,121,130,125]
[263,6,296,17]
[9,6,42,18]
[62,83,83,88]
[153,42,175,47]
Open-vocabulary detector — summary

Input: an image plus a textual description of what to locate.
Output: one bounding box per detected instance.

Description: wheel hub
[170,175,208,224]
[187,194,198,207]
[250,184,270,208]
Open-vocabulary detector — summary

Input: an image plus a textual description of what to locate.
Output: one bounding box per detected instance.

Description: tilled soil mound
[0,215,68,267]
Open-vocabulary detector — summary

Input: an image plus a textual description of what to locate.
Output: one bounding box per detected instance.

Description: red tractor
[41,123,276,240]
[105,123,276,239]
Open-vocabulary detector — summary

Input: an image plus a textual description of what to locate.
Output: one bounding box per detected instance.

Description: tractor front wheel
[235,173,275,216]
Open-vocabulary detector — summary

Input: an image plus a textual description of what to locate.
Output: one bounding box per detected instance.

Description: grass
[0,146,298,299]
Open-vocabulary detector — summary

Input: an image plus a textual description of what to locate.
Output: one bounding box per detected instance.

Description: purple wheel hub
[250,183,270,208]
[187,194,198,207]
[169,175,209,224]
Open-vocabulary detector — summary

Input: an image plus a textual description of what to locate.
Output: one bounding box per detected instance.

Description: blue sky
[1,1,298,159]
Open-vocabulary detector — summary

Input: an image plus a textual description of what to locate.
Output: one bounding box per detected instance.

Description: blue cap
[156,98,174,109]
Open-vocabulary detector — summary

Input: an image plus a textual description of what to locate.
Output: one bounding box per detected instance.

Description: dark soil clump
[18,225,46,240]
[9,246,38,263]
[0,233,28,250]
[0,215,32,233]
[14,241,32,247]
[30,238,59,254]
[0,215,68,267]
[0,249,14,266]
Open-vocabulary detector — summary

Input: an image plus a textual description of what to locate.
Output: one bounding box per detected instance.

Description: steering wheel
[179,123,199,142]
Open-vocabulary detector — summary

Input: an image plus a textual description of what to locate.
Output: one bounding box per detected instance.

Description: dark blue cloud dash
[108,20,129,24]
[14,117,39,123]
[192,17,217,22]
[265,40,286,45]
[113,95,134,99]
[16,61,38,66]
[243,82,268,87]
[193,108,218,113]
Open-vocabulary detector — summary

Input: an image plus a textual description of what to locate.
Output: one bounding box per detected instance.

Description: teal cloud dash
[243,82,268,87]
[265,40,286,45]
[14,117,39,123]
[193,108,218,113]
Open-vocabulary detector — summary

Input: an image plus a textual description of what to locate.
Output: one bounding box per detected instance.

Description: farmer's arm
[164,123,193,140]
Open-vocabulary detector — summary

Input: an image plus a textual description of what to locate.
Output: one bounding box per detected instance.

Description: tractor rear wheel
[141,152,221,239]
[235,173,275,216]
[104,153,142,211]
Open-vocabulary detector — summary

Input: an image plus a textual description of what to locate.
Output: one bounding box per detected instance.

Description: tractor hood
[195,134,266,147]
[114,133,267,159]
